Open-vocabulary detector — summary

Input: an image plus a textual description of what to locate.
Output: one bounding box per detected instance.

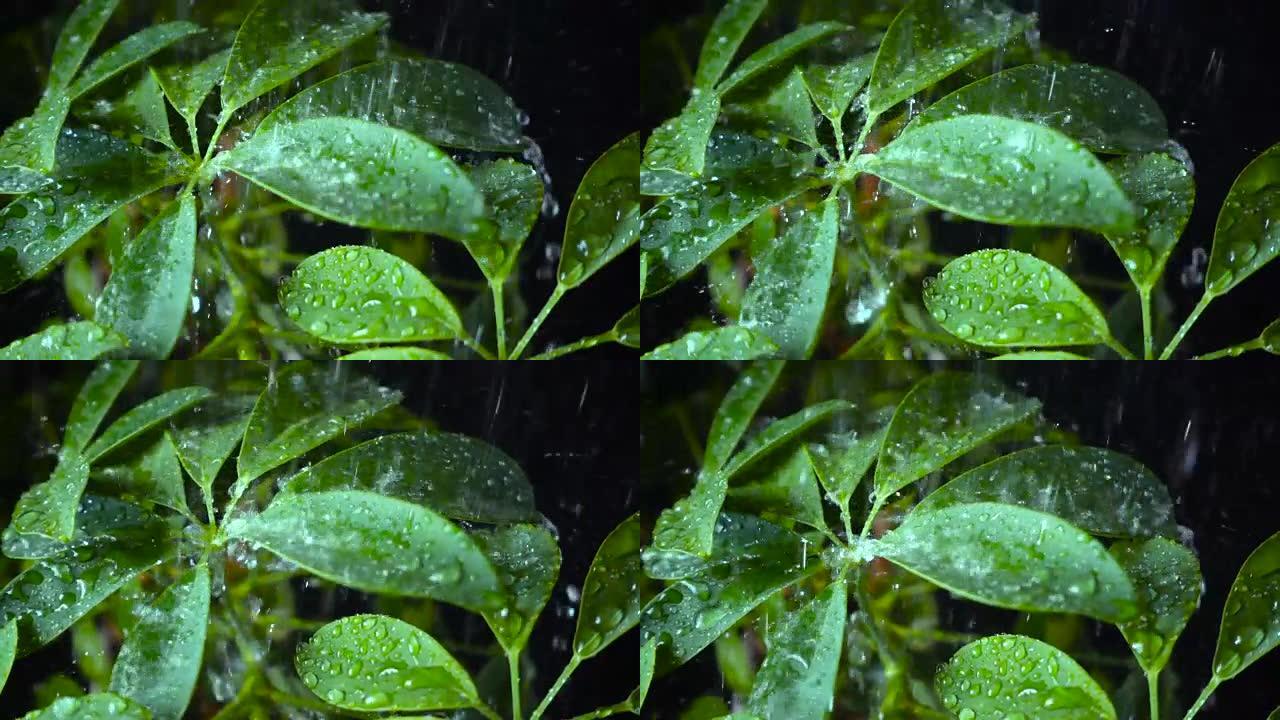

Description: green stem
[1140,288,1155,360]
[511,284,568,359]
[853,112,880,157]
[476,703,504,720]
[1194,337,1264,360]
[529,332,613,360]
[834,117,847,162]
[860,498,884,541]
[206,113,233,166]
[1105,335,1138,360]
[1182,678,1220,720]
[1147,671,1160,720]
[492,282,509,360]
[210,674,260,720]
[462,336,497,360]
[187,120,201,158]
[264,690,342,715]
[568,699,634,720]
[840,505,855,543]
[1161,294,1214,360]
[508,651,523,720]
[531,655,581,720]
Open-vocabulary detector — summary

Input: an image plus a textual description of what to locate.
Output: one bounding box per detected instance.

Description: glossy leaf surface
[155,49,232,123]
[85,386,211,462]
[728,446,826,530]
[1111,537,1201,673]
[339,347,451,360]
[1212,530,1280,680]
[641,92,721,195]
[724,69,818,148]
[478,525,559,653]
[67,22,202,100]
[18,694,150,720]
[559,133,642,289]
[803,54,874,126]
[467,159,542,282]
[0,322,125,360]
[170,393,253,500]
[717,22,849,95]
[809,426,886,511]
[575,514,648,660]
[48,0,121,91]
[8,456,90,544]
[0,94,70,193]
[1105,152,1195,290]
[94,433,190,515]
[63,361,138,454]
[79,70,178,150]
[722,400,852,480]
[1204,142,1280,297]
[3,494,155,561]
[642,327,780,360]
[745,582,846,720]
[0,622,14,693]
[693,0,768,91]
[993,351,1090,360]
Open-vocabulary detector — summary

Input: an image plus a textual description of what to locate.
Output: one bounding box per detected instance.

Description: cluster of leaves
[0,0,638,360]
[639,0,1280,360]
[641,363,1280,719]
[0,362,644,720]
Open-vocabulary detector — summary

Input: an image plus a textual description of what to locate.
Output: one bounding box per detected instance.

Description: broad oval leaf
[915,445,1177,538]
[468,159,542,283]
[0,622,14,693]
[64,361,139,454]
[693,0,768,91]
[78,70,178,150]
[48,0,121,91]
[296,614,479,712]
[85,386,211,463]
[575,514,650,660]
[936,635,1116,720]
[862,115,1137,234]
[18,693,150,720]
[1105,152,1195,290]
[220,0,388,115]
[170,393,253,500]
[219,118,487,242]
[641,91,721,195]
[717,22,849,95]
[478,525,560,654]
[280,246,463,344]
[867,0,1030,116]
[876,502,1137,623]
[1204,141,1280,297]
[745,582,846,720]
[339,347,451,360]
[109,563,211,720]
[258,58,524,152]
[96,194,197,358]
[875,372,1040,502]
[1111,537,1201,674]
[924,249,1112,348]
[3,494,156,561]
[0,94,72,192]
[8,455,90,544]
[225,490,501,613]
[559,133,642,289]
[1211,530,1280,680]
[909,64,1169,154]
[0,322,125,360]
[67,22,203,100]
[155,49,232,123]
[642,327,781,360]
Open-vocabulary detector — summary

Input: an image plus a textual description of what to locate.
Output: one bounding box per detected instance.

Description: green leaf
[109,563,210,720]
[642,514,819,671]
[924,249,1113,348]
[170,394,253,502]
[468,159,543,283]
[808,426,886,511]
[717,23,848,95]
[96,194,197,358]
[992,351,1090,360]
[936,635,1117,720]
[0,94,72,192]
[48,0,121,91]
[693,0,768,91]
[225,490,501,612]
[744,581,846,720]
[877,502,1138,622]
[1265,317,1280,355]
[722,400,853,480]
[257,58,524,153]
[85,387,211,463]
[67,22,203,100]
[0,128,184,290]
[867,0,1030,116]
[1104,153,1195,291]
[236,364,401,485]
[1204,141,1280,297]
[862,115,1137,234]
[740,197,838,357]
[296,614,480,712]
[1111,537,1201,674]
[8,456,90,544]
[18,693,150,720]
[220,118,486,242]
[574,514,649,660]
[220,0,388,115]
[875,372,1040,502]
[612,306,640,348]
[642,327,781,360]
[1211,530,1280,680]
[67,362,138,454]
[559,133,643,289]
[641,92,721,196]
[93,433,190,516]
[724,69,818,148]
[79,70,178,150]
[0,322,126,360]
[3,494,157,561]
[478,525,560,654]
[909,63,1169,154]
[155,49,232,124]
[280,246,463,344]
[727,447,827,531]
[0,622,14,693]
[802,53,874,126]
[339,347,452,360]
[282,431,538,524]
[705,361,785,475]
[914,445,1177,538]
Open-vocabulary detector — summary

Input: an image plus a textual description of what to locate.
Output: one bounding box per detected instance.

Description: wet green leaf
[1111,537,1201,674]
[802,53,874,126]
[93,433,190,516]
[0,322,126,360]
[862,115,1137,234]
[0,622,14,693]
[79,70,178,150]
[936,635,1116,720]
[64,362,139,456]
[236,364,401,486]
[875,372,1040,502]
[0,94,72,192]
[1211,530,1280,680]
[693,0,768,91]
[280,246,463,344]
[642,327,781,360]
[467,159,542,283]
[338,347,451,360]
[109,563,210,720]
[258,58,524,153]
[877,502,1138,622]
[705,361,785,476]
[867,0,1030,116]
[559,133,642,289]
[724,69,818,148]
[924,249,1113,348]
[220,118,486,242]
[728,447,827,532]
[155,49,231,124]
[48,0,121,91]
[18,693,150,720]
[909,63,1169,154]
[745,581,846,720]
[296,614,480,712]
[722,400,852,480]
[1271,707,1280,720]
[8,456,90,544]
[718,22,848,95]
[915,445,1177,538]
[478,525,559,654]
[3,494,156,561]
[170,394,253,504]
[740,197,838,357]
[1264,317,1280,355]
[85,387,211,463]
[220,0,388,115]
[67,22,202,100]
[226,490,501,612]
[808,426,886,512]
[641,91,721,196]
[96,194,196,359]
[1204,141,1280,297]
[1104,153,1195,291]
[575,514,649,660]
[612,306,640,348]
[992,351,1090,360]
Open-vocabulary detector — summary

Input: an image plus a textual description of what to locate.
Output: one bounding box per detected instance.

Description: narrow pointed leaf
[170,394,253,501]
[803,53,874,126]
[1204,141,1280,297]
[79,70,178,150]
[18,693,150,720]
[1105,153,1195,291]
[225,490,501,612]
[85,386,211,463]
[993,351,1090,360]
[705,361,785,475]
[612,306,640,348]
[7,456,90,544]
[559,133,642,289]
[724,68,819,148]
[1111,537,1201,674]
[339,347,451,360]
[808,426,886,510]
[0,622,14,693]
[745,581,846,720]
[64,361,139,455]
[641,91,721,195]
[727,446,826,530]
[468,159,542,283]
[0,322,126,360]
[643,327,780,360]
[48,0,121,91]
[478,525,559,654]
[109,563,211,720]
[936,635,1117,720]
[717,22,848,95]
[68,22,203,100]
[722,400,853,480]
[296,614,480,712]
[877,502,1138,622]
[1211,530,1280,680]
[4,494,157,561]
[574,514,650,660]
[155,49,231,123]
[693,0,768,91]
[0,94,71,192]
[93,433,189,515]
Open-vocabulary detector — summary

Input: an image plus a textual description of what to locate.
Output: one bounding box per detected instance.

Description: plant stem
[511,284,568,359]
[187,120,201,158]
[210,671,260,720]
[1105,335,1138,360]
[529,332,613,360]
[860,499,884,541]
[1161,294,1214,359]
[853,112,880,157]
[492,282,509,360]
[508,651,523,720]
[1147,671,1160,720]
[462,336,497,360]
[567,699,635,720]
[840,505,855,543]
[476,703,504,720]
[1182,678,1219,720]
[1194,337,1264,360]
[1140,288,1155,360]
[531,655,581,720]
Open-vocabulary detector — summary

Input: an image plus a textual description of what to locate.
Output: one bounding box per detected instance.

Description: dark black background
[642,360,1280,719]
[0,360,640,718]
[641,0,1280,358]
